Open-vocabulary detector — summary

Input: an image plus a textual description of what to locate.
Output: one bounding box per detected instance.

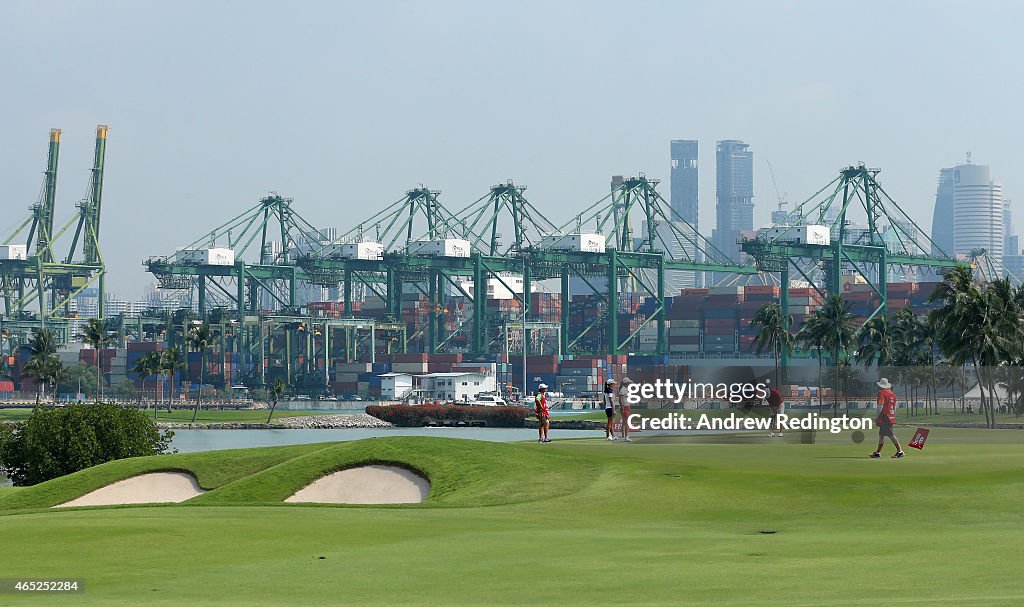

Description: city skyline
[4,2,1023,296]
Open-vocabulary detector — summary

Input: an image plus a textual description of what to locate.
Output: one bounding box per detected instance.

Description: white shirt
[603,385,616,409]
[619,386,632,406]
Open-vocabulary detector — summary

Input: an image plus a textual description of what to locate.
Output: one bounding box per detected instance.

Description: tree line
[751,264,1023,428]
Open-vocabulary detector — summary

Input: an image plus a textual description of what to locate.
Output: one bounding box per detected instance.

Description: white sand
[285,465,430,504]
[54,472,207,508]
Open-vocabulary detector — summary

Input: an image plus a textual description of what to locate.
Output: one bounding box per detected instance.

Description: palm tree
[26,327,59,359]
[808,295,857,414]
[891,307,930,416]
[76,318,115,402]
[22,355,64,405]
[855,315,895,368]
[132,351,162,411]
[266,378,286,424]
[795,315,826,413]
[751,302,793,385]
[160,346,185,414]
[23,328,61,404]
[934,362,965,413]
[929,267,1022,428]
[186,323,213,423]
[826,361,859,414]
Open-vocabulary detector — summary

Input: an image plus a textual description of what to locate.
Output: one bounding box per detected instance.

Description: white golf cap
[877,378,892,389]
[538,383,548,389]
[607,379,616,384]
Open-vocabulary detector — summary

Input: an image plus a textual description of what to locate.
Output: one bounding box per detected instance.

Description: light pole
[522,256,528,401]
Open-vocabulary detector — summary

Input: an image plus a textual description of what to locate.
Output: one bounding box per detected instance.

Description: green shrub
[366,404,529,427]
[0,404,175,486]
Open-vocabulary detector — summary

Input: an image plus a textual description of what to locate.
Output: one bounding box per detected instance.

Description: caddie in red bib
[869,378,906,459]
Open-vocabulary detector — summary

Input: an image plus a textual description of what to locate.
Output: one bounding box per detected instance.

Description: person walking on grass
[765,379,784,438]
[535,383,551,443]
[618,377,634,442]
[870,378,905,459]
[603,379,618,440]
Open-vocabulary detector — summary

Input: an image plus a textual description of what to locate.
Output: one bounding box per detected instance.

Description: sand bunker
[54,472,207,508]
[285,465,430,504]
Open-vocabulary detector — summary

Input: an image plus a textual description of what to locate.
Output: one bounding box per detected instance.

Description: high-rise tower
[952,162,1003,265]
[713,140,754,264]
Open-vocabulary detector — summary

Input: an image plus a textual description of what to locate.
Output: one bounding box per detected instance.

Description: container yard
[0,129,967,400]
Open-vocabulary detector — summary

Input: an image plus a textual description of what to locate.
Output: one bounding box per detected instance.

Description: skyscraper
[931,167,956,256]
[713,140,754,262]
[670,140,698,225]
[952,162,1003,265]
[669,140,700,289]
[1004,199,1017,257]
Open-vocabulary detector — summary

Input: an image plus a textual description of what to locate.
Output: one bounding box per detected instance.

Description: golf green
[0,430,1021,606]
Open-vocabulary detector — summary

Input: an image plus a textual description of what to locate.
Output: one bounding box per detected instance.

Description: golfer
[618,377,634,442]
[870,378,905,459]
[603,379,618,440]
[765,379,784,438]
[535,383,551,443]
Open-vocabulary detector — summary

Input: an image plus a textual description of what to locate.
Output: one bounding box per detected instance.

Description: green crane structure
[740,163,960,370]
[146,194,409,389]
[0,126,108,344]
[147,175,765,389]
[532,174,756,354]
[143,166,961,388]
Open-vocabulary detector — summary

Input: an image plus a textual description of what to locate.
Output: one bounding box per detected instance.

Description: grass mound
[0,437,599,512]
[0,442,328,512]
[193,437,599,507]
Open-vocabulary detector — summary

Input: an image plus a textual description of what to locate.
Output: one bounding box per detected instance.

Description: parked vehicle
[470,394,508,407]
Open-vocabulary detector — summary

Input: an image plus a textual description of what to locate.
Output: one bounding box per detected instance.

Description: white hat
[877,378,892,389]
[621,376,633,384]
[538,383,548,389]
[606,379,616,384]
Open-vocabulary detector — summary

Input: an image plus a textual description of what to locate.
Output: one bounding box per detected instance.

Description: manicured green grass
[1,431,1023,605]
[0,408,35,422]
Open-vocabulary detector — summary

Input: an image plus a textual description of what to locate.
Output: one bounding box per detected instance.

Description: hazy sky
[3,1,1021,296]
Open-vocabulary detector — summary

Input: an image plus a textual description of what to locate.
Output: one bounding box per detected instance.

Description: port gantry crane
[740,163,960,369]
[0,126,108,345]
[299,182,545,357]
[147,174,767,390]
[145,193,413,389]
[533,174,758,355]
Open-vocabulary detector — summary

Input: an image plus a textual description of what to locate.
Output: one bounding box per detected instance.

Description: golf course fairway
[0,430,1022,606]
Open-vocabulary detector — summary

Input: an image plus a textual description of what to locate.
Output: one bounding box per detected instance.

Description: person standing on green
[870,378,905,459]
[535,383,551,443]
[603,379,618,440]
